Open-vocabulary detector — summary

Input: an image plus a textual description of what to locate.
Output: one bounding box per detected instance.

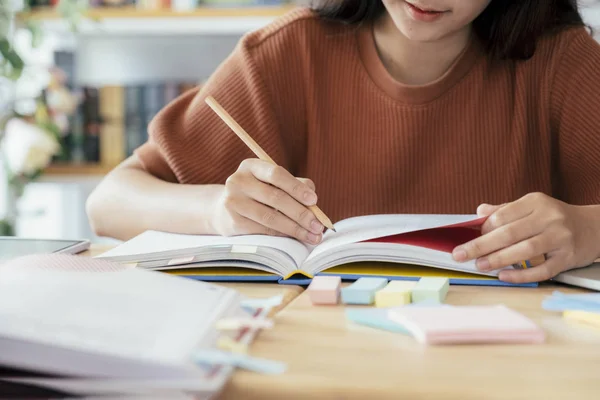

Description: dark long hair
[305,0,592,60]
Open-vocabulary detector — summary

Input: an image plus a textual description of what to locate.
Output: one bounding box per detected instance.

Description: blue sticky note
[345,309,409,334]
[542,291,600,312]
[341,277,388,305]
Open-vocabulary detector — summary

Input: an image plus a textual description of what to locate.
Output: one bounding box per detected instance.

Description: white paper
[0,265,237,374]
[98,231,311,268]
[305,214,478,263]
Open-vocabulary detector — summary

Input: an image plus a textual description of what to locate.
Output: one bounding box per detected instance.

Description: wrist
[576,204,600,260]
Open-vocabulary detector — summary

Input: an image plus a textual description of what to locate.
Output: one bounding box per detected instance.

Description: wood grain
[220,283,600,400]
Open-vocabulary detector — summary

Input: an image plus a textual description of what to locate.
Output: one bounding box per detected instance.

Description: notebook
[97,214,537,287]
[0,254,270,398]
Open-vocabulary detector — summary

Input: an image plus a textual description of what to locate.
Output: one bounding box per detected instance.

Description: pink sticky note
[307,276,341,305]
[388,305,545,345]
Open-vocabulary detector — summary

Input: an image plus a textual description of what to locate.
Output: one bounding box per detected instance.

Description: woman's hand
[451,192,600,283]
[210,158,324,244]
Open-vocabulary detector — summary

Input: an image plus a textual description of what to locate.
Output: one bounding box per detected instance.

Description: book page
[0,263,237,369]
[305,214,478,264]
[98,231,311,269]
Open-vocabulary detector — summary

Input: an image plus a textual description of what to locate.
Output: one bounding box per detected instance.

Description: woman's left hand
[452,192,600,284]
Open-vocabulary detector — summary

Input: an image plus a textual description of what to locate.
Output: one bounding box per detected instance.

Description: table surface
[220,283,600,400]
[85,245,600,399]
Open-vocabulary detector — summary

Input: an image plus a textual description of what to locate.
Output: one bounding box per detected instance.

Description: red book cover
[364,217,486,254]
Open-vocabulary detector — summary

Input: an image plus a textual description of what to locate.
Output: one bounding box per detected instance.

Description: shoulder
[236,7,357,62]
[528,25,600,79]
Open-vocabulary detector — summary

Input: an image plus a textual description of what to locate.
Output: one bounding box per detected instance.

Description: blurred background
[0,0,295,244]
[0,0,598,245]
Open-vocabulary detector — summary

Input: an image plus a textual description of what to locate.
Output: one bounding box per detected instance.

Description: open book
[97,214,537,288]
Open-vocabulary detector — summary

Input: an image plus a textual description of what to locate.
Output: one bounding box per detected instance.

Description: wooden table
[220,283,600,400]
[84,245,303,316]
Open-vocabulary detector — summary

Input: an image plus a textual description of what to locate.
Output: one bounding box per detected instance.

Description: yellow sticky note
[563,310,600,329]
[217,336,248,354]
[375,281,417,308]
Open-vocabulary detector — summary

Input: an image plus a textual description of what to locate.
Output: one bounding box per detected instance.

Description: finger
[297,178,316,192]
[242,178,324,234]
[498,256,564,283]
[473,231,554,272]
[476,203,504,217]
[236,198,322,245]
[229,212,287,238]
[244,161,318,207]
[480,199,534,234]
[453,215,543,262]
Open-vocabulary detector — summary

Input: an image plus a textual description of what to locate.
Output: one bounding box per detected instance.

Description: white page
[305,214,478,263]
[0,264,236,369]
[98,231,311,268]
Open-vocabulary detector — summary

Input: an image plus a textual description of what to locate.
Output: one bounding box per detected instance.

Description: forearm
[86,161,224,241]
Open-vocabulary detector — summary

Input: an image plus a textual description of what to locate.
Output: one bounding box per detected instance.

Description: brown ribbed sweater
[136,8,600,224]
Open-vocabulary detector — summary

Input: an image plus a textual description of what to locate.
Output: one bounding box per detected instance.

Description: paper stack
[0,254,283,398]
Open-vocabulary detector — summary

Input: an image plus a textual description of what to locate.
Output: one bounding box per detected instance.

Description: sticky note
[215,318,274,330]
[375,280,416,308]
[412,277,449,303]
[216,336,248,354]
[543,291,600,313]
[345,309,410,334]
[563,310,600,329]
[307,276,341,305]
[388,304,545,345]
[341,277,388,305]
[194,349,286,375]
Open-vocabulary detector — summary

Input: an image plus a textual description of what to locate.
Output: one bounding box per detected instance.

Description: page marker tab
[341,277,388,305]
[216,318,274,330]
[307,276,341,305]
[122,262,138,268]
[167,256,195,266]
[241,294,284,313]
[412,277,449,304]
[231,245,258,254]
[216,337,248,354]
[375,280,416,308]
[194,349,286,375]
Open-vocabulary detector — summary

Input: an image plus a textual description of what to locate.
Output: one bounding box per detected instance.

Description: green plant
[0,0,86,235]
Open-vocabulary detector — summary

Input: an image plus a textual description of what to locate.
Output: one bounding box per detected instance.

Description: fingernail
[453,248,467,262]
[477,258,490,271]
[304,192,317,205]
[311,220,324,233]
[307,233,321,244]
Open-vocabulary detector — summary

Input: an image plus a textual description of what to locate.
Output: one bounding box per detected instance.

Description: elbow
[86,184,109,238]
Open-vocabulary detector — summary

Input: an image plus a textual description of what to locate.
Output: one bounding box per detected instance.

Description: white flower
[12,28,57,69]
[1,118,60,176]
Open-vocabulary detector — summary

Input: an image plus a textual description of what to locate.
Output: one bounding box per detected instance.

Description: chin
[396,22,454,43]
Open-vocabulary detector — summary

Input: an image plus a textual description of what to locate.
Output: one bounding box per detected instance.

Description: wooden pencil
[205,95,336,232]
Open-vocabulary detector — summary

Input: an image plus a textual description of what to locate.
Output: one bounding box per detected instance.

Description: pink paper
[388,305,545,345]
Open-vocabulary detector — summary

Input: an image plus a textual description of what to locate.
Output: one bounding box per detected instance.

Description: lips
[405,1,447,13]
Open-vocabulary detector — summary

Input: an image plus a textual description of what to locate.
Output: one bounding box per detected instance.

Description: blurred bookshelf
[19,1,296,35]
[20,1,295,177]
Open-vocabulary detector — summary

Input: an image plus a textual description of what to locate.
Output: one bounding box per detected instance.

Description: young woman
[87,0,600,284]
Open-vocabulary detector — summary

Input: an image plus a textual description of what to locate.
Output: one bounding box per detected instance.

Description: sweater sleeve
[551,28,600,205]
[134,36,290,184]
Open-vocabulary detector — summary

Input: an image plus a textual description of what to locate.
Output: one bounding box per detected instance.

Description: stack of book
[0,253,280,397]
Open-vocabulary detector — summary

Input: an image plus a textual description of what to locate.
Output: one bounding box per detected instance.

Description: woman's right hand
[211,159,325,244]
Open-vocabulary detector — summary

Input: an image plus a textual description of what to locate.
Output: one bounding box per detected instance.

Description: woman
[86,0,600,284]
